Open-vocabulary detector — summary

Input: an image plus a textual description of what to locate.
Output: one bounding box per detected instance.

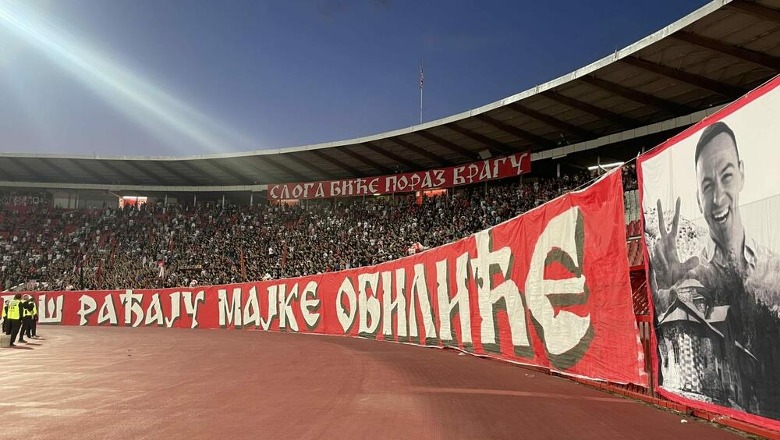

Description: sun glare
[0,1,258,156]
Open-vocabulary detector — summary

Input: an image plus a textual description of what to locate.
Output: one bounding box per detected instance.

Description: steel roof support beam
[0,162,17,178]
[283,154,342,180]
[5,157,50,181]
[237,157,287,183]
[362,142,420,171]
[201,159,250,184]
[388,138,454,167]
[154,161,211,185]
[577,76,693,115]
[181,161,233,185]
[543,91,637,128]
[168,160,221,184]
[621,56,747,97]
[67,159,111,184]
[413,131,477,161]
[309,150,367,176]
[211,158,274,184]
[121,160,172,185]
[507,103,596,139]
[671,31,780,71]
[339,148,394,175]
[445,123,515,156]
[96,160,139,184]
[37,158,77,182]
[728,1,780,25]
[474,114,555,150]
[261,156,311,182]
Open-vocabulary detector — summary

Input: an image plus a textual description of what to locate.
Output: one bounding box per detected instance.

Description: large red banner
[267,151,531,200]
[4,171,644,385]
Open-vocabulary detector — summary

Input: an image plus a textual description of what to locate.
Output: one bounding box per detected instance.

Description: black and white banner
[638,75,780,429]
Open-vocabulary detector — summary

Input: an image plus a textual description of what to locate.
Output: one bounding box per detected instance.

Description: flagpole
[419,60,424,124]
[419,86,423,124]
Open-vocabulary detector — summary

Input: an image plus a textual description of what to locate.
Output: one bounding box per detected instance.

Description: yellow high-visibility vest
[22,301,33,318]
[31,302,37,317]
[6,300,21,320]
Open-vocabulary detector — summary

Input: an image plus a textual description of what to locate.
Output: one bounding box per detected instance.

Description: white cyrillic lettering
[300,281,320,330]
[453,166,466,185]
[278,284,299,331]
[510,152,529,175]
[408,263,437,342]
[358,272,381,336]
[261,285,279,330]
[382,269,407,338]
[182,290,205,329]
[38,295,64,324]
[218,288,242,328]
[472,230,530,353]
[526,207,591,356]
[144,293,164,326]
[98,294,118,326]
[243,286,261,328]
[336,277,357,333]
[78,295,97,326]
[119,290,144,327]
[165,292,182,328]
[436,254,472,345]
[368,178,379,194]
[330,181,342,197]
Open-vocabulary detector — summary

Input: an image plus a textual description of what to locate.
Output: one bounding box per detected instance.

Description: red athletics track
[0,327,752,440]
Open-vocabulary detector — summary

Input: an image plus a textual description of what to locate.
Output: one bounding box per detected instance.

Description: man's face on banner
[696,132,745,251]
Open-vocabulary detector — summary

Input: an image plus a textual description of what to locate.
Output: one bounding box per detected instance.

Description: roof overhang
[1,0,778,189]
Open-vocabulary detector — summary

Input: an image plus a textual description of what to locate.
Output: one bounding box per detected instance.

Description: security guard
[2,301,8,335]
[23,295,38,339]
[19,294,34,344]
[5,293,23,347]
[29,295,38,339]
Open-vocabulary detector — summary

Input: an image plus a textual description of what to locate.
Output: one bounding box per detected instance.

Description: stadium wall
[1,170,647,387]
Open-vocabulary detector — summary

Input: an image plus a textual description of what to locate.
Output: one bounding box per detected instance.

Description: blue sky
[0,0,709,156]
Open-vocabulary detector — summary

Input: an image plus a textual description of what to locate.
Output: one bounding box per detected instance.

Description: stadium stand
[0,173,601,291]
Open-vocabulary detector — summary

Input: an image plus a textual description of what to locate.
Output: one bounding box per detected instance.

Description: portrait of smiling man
[691,122,779,288]
[654,122,780,301]
[649,120,780,419]
[696,122,747,270]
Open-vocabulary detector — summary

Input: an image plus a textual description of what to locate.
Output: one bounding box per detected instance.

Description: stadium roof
[1,0,779,192]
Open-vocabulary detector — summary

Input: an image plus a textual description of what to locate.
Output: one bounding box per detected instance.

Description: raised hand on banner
[651,197,700,289]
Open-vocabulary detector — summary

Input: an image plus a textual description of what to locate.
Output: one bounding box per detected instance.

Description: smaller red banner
[267,151,530,200]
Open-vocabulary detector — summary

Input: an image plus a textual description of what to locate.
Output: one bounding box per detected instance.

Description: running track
[0,327,751,439]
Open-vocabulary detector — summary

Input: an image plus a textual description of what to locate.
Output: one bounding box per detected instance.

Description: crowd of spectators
[622,163,638,192]
[0,170,620,292]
